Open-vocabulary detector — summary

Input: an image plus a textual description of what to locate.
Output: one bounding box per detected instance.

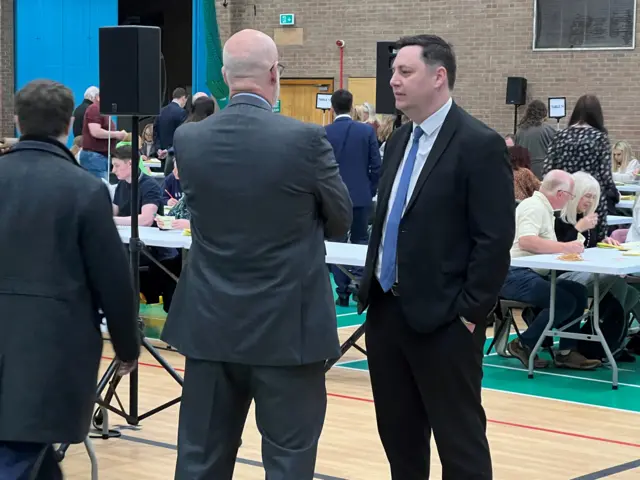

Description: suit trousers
[332,206,371,297]
[0,442,62,480]
[365,281,492,479]
[174,358,327,480]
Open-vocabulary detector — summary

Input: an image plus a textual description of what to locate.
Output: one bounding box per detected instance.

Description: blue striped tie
[379,126,424,292]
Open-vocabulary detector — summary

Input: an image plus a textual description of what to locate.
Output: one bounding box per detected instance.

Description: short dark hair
[395,35,456,90]
[15,79,74,138]
[331,89,353,115]
[113,145,133,161]
[568,94,606,133]
[172,87,187,99]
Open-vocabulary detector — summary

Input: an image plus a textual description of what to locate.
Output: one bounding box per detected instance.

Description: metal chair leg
[84,437,99,480]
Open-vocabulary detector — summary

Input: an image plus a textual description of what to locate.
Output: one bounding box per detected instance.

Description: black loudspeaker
[506,77,527,106]
[99,26,162,117]
[376,41,397,115]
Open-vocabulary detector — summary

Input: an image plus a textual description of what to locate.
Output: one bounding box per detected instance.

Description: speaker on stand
[55,25,183,462]
[506,76,527,135]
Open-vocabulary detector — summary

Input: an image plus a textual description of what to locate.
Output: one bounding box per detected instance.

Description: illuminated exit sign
[279,14,295,26]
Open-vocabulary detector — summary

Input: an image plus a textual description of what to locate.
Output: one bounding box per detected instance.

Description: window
[534,0,636,50]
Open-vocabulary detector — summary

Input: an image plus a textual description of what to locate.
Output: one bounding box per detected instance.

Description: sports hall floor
[61,295,640,479]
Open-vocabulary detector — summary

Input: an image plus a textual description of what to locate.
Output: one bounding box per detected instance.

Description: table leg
[592,274,619,389]
[528,269,556,378]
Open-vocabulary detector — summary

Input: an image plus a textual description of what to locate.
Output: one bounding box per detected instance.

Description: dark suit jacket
[72,99,92,138]
[358,102,515,332]
[161,94,353,366]
[0,137,139,444]
[325,117,381,207]
[153,101,187,150]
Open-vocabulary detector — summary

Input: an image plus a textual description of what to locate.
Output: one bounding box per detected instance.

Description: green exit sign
[273,99,281,113]
[279,14,295,26]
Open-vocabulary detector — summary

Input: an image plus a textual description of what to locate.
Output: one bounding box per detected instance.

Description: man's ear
[222,67,229,86]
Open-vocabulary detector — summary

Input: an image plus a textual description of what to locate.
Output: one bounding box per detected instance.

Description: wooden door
[278,79,334,125]
[347,77,377,107]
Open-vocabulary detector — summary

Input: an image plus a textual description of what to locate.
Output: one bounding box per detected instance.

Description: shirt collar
[413,97,453,138]
[335,114,351,120]
[532,190,555,213]
[232,93,272,108]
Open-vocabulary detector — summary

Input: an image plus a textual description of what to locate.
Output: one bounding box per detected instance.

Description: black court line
[117,434,347,480]
[571,458,640,479]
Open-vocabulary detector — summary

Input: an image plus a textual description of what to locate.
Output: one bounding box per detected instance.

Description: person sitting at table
[166,160,190,230]
[555,171,640,360]
[611,141,638,183]
[500,169,602,371]
[163,168,182,206]
[111,145,182,311]
[510,145,540,201]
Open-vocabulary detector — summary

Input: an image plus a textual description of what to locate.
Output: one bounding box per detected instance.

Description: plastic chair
[611,228,629,243]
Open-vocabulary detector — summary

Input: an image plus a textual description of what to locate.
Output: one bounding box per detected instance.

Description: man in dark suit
[357,35,515,479]
[325,89,381,305]
[153,87,188,160]
[161,29,352,480]
[0,80,139,478]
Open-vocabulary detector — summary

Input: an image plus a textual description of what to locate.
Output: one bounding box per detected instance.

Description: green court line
[338,338,640,414]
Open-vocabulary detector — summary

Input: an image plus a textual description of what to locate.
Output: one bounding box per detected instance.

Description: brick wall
[0,0,14,138]
[216,0,640,150]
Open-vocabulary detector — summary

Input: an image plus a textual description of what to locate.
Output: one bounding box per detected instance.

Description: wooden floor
[60,323,640,480]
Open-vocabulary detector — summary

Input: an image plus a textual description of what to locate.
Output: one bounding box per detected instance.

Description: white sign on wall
[548,97,567,119]
[316,93,332,110]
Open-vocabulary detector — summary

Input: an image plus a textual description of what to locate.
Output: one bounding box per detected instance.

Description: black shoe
[615,349,637,362]
[336,297,349,307]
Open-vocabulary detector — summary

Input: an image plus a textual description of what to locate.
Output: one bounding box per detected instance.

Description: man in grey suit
[161,29,352,480]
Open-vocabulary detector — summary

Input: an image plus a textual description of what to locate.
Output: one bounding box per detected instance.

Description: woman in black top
[544,95,619,243]
[555,172,640,322]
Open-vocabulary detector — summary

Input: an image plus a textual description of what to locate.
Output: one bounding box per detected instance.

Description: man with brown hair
[0,79,139,479]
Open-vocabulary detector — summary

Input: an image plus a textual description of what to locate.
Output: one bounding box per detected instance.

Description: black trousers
[174,358,327,480]
[331,206,372,298]
[365,281,492,479]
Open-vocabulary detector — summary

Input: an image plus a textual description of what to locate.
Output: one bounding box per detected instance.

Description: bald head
[192,92,208,101]
[540,169,574,209]
[223,30,278,80]
[541,169,573,194]
[222,29,280,104]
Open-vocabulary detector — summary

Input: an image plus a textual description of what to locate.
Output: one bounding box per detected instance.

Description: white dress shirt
[375,97,453,281]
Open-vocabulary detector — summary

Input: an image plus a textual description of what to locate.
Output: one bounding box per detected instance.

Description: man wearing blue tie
[325,89,381,306]
[357,35,515,479]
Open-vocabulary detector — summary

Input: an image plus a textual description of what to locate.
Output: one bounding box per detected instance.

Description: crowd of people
[503,95,640,370]
[3,24,640,480]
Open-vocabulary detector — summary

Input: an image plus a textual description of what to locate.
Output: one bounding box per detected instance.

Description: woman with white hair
[555,172,640,348]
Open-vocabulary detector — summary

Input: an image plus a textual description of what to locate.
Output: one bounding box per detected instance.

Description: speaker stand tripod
[512,104,520,135]
[55,116,184,461]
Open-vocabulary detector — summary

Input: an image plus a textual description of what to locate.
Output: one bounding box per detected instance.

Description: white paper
[548,97,566,118]
[316,93,332,110]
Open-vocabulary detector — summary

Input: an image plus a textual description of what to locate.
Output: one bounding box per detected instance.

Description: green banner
[203,0,229,109]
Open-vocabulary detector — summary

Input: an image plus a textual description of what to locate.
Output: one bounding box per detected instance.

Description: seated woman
[163,166,183,206]
[510,145,540,201]
[611,140,639,183]
[555,171,640,325]
[111,145,181,311]
[167,160,190,230]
